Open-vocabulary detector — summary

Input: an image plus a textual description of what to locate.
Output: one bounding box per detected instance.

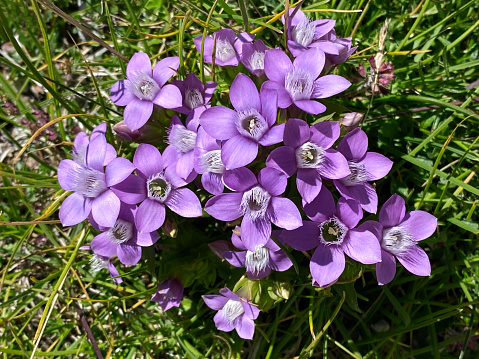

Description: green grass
[1,0,478,358]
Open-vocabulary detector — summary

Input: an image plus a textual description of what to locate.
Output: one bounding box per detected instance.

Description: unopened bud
[340,112,363,131]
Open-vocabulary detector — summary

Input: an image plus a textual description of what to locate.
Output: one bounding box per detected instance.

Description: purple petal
[224,250,247,268]
[205,193,243,221]
[165,188,202,217]
[279,220,320,251]
[110,80,135,106]
[337,128,368,161]
[230,73,260,112]
[241,216,271,252]
[201,172,224,195]
[297,168,322,203]
[310,121,340,150]
[246,266,271,280]
[261,81,292,109]
[194,35,213,63]
[214,311,235,332]
[58,159,81,191]
[379,194,406,228]
[258,167,287,196]
[284,118,310,148]
[313,19,336,38]
[260,88,278,127]
[118,202,135,223]
[264,49,293,84]
[162,145,181,170]
[396,245,431,276]
[288,40,308,57]
[336,197,363,229]
[219,287,240,300]
[312,75,351,99]
[104,144,117,166]
[318,149,350,179]
[133,144,164,179]
[117,242,142,266]
[268,197,302,230]
[153,84,183,109]
[91,232,117,258]
[200,106,238,140]
[294,100,326,115]
[176,151,196,180]
[136,230,160,247]
[400,211,437,241]
[293,48,325,79]
[85,135,106,172]
[135,199,166,233]
[111,174,147,204]
[362,152,393,181]
[309,41,340,55]
[236,315,255,340]
[124,98,153,131]
[164,166,191,188]
[108,262,122,284]
[310,245,345,288]
[265,146,297,177]
[127,52,152,78]
[259,124,284,146]
[242,301,260,320]
[204,80,217,103]
[202,294,229,310]
[343,227,382,264]
[91,190,121,228]
[335,181,378,214]
[152,56,179,87]
[105,157,135,187]
[59,193,92,226]
[303,185,336,223]
[221,136,258,169]
[376,250,396,285]
[223,167,257,192]
[269,250,293,272]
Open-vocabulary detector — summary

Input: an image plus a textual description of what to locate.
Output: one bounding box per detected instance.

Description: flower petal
[200,106,238,140]
[124,98,153,131]
[236,315,255,340]
[105,157,135,187]
[111,174,147,204]
[110,80,135,106]
[223,167,257,192]
[279,220,320,251]
[312,75,351,99]
[265,146,297,177]
[310,121,340,150]
[396,245,431,276]
[293,48,325,80]
[127,52,152,78]
[152,56,179,87]
[85,134,106,172]
[335,181,378,214]
[260,87,278,127]
[58,159,81,191]
[117,242,142,266]
[303,185,336,223]
[91,190,121,228]
[222,136,258,169]
[258,167,287,196]
[294,100,326,115]
[317,149,350,179]
[343,226,382,264]
[153,84,183,109]
[310,245,345,288]
[214,311,235,332]
[297,168,322,203]
[59,193,92,226]
[284,118,310,148]
[136,230,160,247]
[201,172,224,195]
[336,197,363,229]
[205,193,243,221]
[269,250,293,272]
[261,81,292,109]
[224,250,247,268]
[376,250,396,285]
[378,194,406,228]
[230,73,260,112]
[400,211,437,241]
[259,124,284,146]
[133,144,164,179]
[164,188,202,217]
[241,216,271,252]
[135,199,166,233]
[362,152,394,181]
[264,48,293,84]
[268,197,302,230]
[202,294,229,310]
[91,232,117,258]
[337,128,368,161]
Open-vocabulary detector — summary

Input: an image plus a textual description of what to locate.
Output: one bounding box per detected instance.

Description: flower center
[295,142,325,169]
[128,72,160,101]
[245,245,270,274]
[90,254,109,273]
[340,161,367,186]
[168,127,197,153]
[199,150,225,174]
[292,17,316,47]
[319,216,348,245]
[236,108,268,141]
[107,218,134,244]
[215,39,236,63]
[222,299,245,323]
[381,226,414,255]
[70,166,107,198]
[285,68,314,101]
[185,87,204,110]
[147,172,172,203]
[241,186,271,220]
[249,51,265,71]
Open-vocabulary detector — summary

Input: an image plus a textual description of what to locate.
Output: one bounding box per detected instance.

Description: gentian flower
[262,48,351,114]
[279,186,381,288]
[72,122,116,166]
[240,39,268,77]
[205,167,302,251]
[334,128,393,213]
[58,135,135,227]
[194,127,226,195]
[224,227,293,279]
[266,118,350,203]
[200,73,283,169]
[369,194,437,285]
[110,52,182,130]
[82,245,122,284]
[151,278,184,311]
[111,144,202,233]
[193,29,254,67]
[89,203,159,266]
[202,288,260,340]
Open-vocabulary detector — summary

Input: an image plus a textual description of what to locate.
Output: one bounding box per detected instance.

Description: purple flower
[334,128,393,213]
[82,245,122,284]
[72,122,116,166]
[370,194,437,285]
[200,73,283,169]
[279,186,381,288]
[320,30,356,68]
[163,115,199,180]
[111,144,202,233]
[90,203,159,266]
[110,52,182,130]
[202,288,260,340]
[224,227,293,279]
[58,135,135,227]
[240,40,268,77]
[266,118,350,203]
[151,278,184,311]
[262,48,351,114]
[205,167,302,251]
[194,127,226,195]
[193,29,254,67]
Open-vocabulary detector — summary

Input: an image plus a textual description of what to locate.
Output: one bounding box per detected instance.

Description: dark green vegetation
[1,0,478,357]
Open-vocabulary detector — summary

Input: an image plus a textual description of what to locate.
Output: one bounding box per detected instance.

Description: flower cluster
[56,6,437,341]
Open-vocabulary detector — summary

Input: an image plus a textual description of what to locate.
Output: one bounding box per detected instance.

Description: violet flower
[110,52,182,130]
[58,135,135,227]
[266,118,350,203]
[334,128,393,213]
[369,194,437,285]
[205,167,302,251]
[111,144,202,233]
[279,186,381,288]
[72,122,116,166]
[224,227,293,279]
[200,73,283,169]
[262,48,351,114]
[240,39,268,77]
[202,288,260,340]
[193,29,254,67]
[194,127,226,195]
[151,278,184,311]
[82,245,122,284]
